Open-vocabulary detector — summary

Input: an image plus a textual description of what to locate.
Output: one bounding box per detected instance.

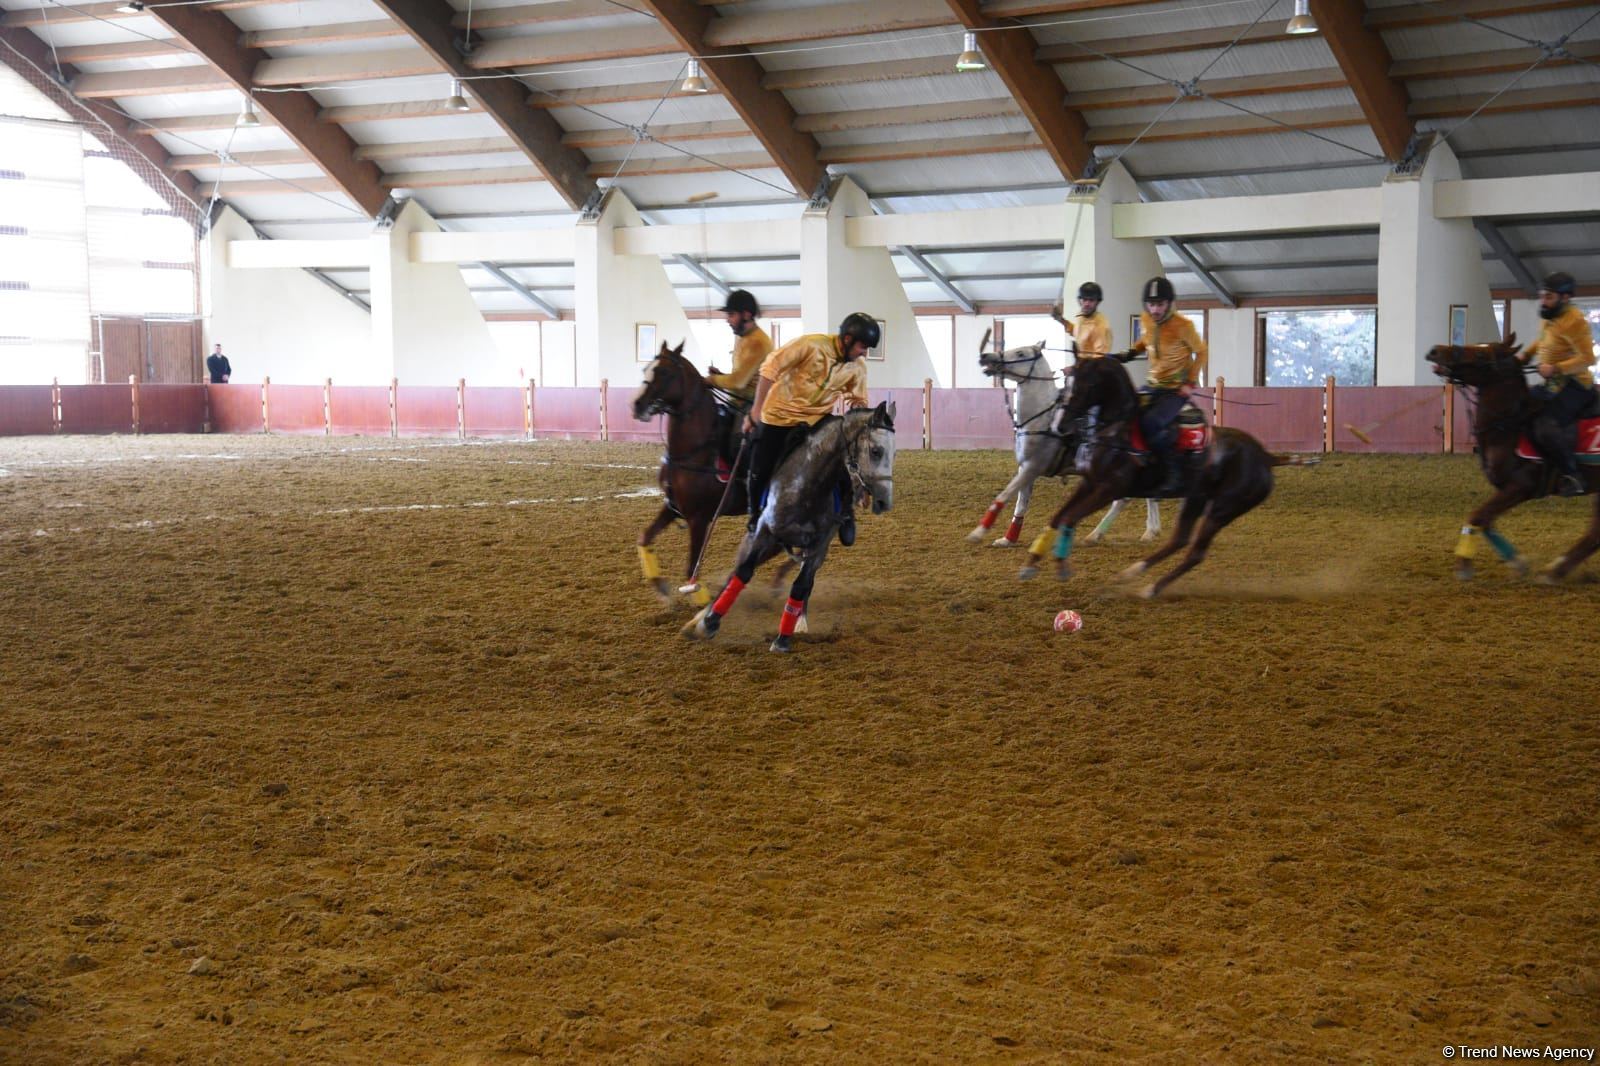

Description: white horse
[967,340,1159,547]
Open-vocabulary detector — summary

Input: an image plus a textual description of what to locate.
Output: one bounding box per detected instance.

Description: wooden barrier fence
[0,377,1477,454]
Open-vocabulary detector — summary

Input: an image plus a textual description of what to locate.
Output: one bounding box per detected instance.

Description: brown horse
[1427,335,1600,583]
[1019,353,1308,597]
[632,341,746,605]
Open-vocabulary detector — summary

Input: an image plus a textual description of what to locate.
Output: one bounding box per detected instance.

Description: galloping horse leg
[1142,498,1162,542]
[681,513,713,606]
[682,533,782,641]
[1540,490,1600,583]
[638,504,677,603]
[1456,484,1535,581]
[770,541,832,653]
[1083,498,1129,545]
[1119,494,1206,582]
[1020,481,1121,581]
[969,463,1035,544]
[1141,490,1265,599]
[998,476,1036,547]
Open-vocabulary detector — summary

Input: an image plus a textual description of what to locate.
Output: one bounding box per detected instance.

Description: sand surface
[1,434,1596,1063]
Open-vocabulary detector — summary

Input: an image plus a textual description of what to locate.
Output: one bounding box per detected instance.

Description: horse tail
[1269,453,1322,467]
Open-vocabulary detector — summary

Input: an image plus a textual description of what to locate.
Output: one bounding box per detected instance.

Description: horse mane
[1073,355,1139,422]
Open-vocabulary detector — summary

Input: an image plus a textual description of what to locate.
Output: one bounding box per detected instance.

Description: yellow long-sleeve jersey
[1131,311,1208,389]
[1523,304,1596,390]
[704,326,772,401]
[1067,311,1113,360]
[757,333,869,428]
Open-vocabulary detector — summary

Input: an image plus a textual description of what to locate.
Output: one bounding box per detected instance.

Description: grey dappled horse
[683,403,896,653]
[969,340,1159,548]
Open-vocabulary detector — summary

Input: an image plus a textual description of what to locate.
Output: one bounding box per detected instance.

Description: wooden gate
[95,318,200,383]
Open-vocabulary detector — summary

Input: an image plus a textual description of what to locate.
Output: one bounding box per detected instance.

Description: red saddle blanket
[1129,422,1209,454]
[1516,417,1600,462]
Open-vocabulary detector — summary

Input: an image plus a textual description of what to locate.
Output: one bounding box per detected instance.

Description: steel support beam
[478,261,561,318]
[893,246,976,314]
[1474,218,1540,295]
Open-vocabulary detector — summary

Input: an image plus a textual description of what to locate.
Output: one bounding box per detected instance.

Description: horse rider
[745,312,877,544]
[702,289,772,465]
[1520,271,1595,497]
[1058,281,1112,361]
[1128,275,1208,495]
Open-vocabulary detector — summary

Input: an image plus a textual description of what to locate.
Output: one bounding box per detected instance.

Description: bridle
[638,353,721,472]
[983,345,1071,436]
[1431,345,1536,443]
[840,417,893,499]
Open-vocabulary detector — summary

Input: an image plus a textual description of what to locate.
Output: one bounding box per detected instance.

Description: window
[1263,308,1376,386]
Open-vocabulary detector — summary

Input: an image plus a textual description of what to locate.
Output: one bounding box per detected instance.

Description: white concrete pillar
[204,206,376,384]
[1206,307,1258,386]
[573,188,703,388]
[1506,296,1540,351]
[369,199,500,386]
[953,314,997,387]
[1062,160,1164,356]
[1376,138,1497,385]
[800,176,935,387]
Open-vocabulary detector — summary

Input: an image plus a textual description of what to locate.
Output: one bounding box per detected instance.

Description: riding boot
[1154,448,1184,496]
[1550,424,1585,497]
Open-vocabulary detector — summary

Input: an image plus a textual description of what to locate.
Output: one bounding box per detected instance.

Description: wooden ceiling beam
[1367,0,1594,29]
[704,0,953,46]
[630,0,824,195]
[1065,68,1347,110]
[196,177,343,198]
[0,0,296,29]
[366,0,598,209]
[70,66,231,98]
[1309,0,1414,162]
[55,39,192,64]
[526,80,715,110]
[355,136,516,162]
[241,21,407,49]
[252,48,442,86]
[561,119,750,149]
[465,24,677,68]
[761,54,953,91]
[1392,41,1600,80]
[169,149,310,170]
[382,166,549,188]
[149,2,388,216]
[821,130,1041,164]
[1087,105,1369,145]
[942,0,1093,179]
[1408,84,1600,119]
[586,150,776,179]
[796,97,1020,132]
[1036,22,1297,64]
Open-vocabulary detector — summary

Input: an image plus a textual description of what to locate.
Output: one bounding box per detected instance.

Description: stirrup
[1556,473,1585,497]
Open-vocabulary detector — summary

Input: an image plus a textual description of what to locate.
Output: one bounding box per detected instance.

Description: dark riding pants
[747,421,807,523]
[1535,380,1593,476]
[1140,389,1187,454]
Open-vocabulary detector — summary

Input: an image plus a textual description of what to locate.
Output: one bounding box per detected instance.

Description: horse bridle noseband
[984,346,1073,436]
[841,419,892,498]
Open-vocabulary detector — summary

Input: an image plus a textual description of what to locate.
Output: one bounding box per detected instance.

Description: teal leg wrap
[1053,526,1075,561]
[1484,528,1517,561]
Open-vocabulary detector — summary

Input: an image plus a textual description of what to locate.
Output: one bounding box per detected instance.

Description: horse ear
[870,400,895,430]
[1505,331,1517,349]
[672,340,685,357]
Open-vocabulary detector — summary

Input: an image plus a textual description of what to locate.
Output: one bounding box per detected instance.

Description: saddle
[712,399,752,481]
[1514,388,1600,465]
[1129,401,1208,498]
[1128,400,1209,455]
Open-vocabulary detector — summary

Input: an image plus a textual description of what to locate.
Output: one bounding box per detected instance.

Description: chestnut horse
[632,341,746,605]
[1019,353,1309,597]
[1427,335,1600,582]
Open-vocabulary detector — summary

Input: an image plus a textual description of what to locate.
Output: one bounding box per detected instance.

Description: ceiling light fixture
[445,79,471,112]
[1286,0,1318,35]
[680,58,709,94]
[235,92,259,128]
[956,31,986,72]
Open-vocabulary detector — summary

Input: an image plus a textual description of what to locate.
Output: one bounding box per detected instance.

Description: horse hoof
[794,613,808,635]
[1018,565,1039,582]
[1140,530,1160,543]
[1082,534,1103,547]
[990,536,1018,548]
[652,578,671,601]
[681,608,720,640]
[769,635,793,653]
[1454,564,1474,582]
[1139,584,1159,600]
[1535,570,1563,586]
[1054,562,1072,581]
[965,527,986,544]
[1119,561,1148,581]
[1507,556,1529,578]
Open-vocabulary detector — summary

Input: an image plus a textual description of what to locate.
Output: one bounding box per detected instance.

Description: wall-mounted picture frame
[635,322,657,363]
[865,316,887,361]
[1449,304,1468,346]
[1130,314,1143,344]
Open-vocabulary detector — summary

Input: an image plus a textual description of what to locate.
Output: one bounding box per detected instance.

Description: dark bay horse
[683,404,896,652]
[1427,336,1600,583]
[1019,354,1306,597]
[632,341,746,606]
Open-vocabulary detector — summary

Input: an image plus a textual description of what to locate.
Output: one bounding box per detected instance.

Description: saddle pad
[1516,417,1600,462]
[1129,421,1208,453]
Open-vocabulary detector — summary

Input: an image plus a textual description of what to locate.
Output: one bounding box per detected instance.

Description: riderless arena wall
[2,0,1597,1061]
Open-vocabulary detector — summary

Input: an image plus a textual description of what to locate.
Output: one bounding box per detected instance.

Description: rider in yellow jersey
[745,313,875,543]
[1059,281,1113,361]
[1521,272,1596,497]
[1128,276,1208,495]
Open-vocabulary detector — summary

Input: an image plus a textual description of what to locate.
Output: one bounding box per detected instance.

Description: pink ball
[1053,609,1083,633]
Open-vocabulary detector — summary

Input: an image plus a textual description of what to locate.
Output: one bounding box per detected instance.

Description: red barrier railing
[463,386,526,438]
[396,385,459,437]
[329,385,391,436]
[534,386,604,440]
[266,383,325,436]
[58,384,134,434]
[928,387,1015,450]
[1333,386,1444,454]
[209,383,263,433]
[1216,385,1325,452]
[139,384,207,434]
[0,385,56,436]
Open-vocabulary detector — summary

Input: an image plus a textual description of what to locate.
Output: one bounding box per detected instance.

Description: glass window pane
[1264,308,1376,386]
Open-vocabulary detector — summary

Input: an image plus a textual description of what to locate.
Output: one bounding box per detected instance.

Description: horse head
[847,401,896,515]
[1061,352,1138,423]
[1425,334,1522,389]
[633,340,694,420]
[979,341,1050,385]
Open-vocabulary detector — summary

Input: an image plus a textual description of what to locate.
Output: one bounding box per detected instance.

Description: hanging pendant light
[1286,0,1318,35]
[445,79,471,112]
[956,31,986,72]
[235,92,260,128]
[680,58,709,94]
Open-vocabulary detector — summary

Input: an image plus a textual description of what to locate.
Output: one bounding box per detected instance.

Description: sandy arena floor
[1,433,1596,1063]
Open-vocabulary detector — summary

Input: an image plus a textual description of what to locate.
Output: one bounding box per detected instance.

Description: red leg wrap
[1004,516,1024,542]
[779,597,805,637]
[711,577,746,616]
[980,500,1003,529]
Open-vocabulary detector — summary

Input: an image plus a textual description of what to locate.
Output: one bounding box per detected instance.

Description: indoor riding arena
[2,0,1597,1062]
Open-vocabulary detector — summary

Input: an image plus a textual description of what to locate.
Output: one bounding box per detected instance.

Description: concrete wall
[371,200,502,386]
[800,177,936,387]
[574,189,703,389]
[203,206,377,384]
[1376,140,1497,385]
[1206,307,1258,386]
[1063,161,1164,357]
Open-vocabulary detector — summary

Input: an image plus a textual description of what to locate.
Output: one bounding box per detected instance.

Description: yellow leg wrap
[638,545,662,580]
[1454,525,1479,560]
[1028,531,1052,557]
[690,584,712,607]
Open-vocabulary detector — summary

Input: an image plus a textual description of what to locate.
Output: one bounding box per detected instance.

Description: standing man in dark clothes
[206,343,231,384]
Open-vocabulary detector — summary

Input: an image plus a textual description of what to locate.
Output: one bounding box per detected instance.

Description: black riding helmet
[839,312,881,350]
[718,289,760,316]
[1540,272,1577,297]
[1142,276,1176,304]
[1077,281,1103,301]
